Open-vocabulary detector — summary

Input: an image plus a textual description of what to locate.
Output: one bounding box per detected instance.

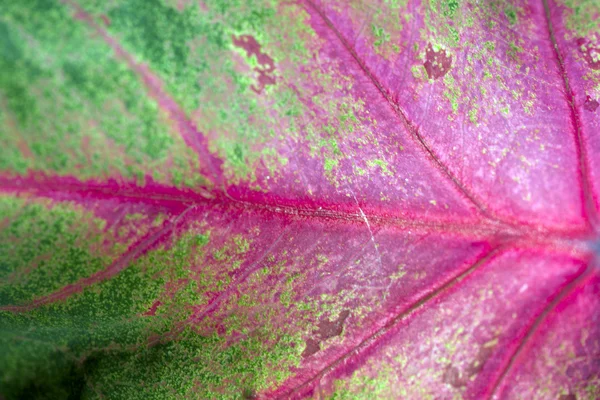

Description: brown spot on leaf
[577,38,600,70]
[443,365,466,388]
[302,310,350,358]
[558,394,577,400]
[301,338,321,358]
[584,95,599,112]
[465,343,495,377]
[317,309,350,340]
[423,43,452,80]
[444,341,496,388]
[232,35,276,94]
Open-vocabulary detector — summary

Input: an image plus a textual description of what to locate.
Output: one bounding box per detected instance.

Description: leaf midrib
[0,173,589,243]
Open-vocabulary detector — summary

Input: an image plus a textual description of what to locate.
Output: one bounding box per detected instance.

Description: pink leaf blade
[544,0,600,228]
[305,0,590,230]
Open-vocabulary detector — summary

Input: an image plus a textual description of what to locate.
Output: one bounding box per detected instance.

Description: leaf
[0,0,599,399]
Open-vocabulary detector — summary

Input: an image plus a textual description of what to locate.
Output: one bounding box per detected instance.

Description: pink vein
[0,205,195,312]
[283,246,505,398]
[63,0,223,187]
[0,174,587,245]
[302,0,496,222]
[542,0,598,228]
[485,264,595,399]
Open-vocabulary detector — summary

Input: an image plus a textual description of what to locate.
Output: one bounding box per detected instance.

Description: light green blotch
[483,41,495,52]
[411,64,427,80]
[329,360,401,399]
[428,0,462,18]
[212,233,254,265]
[443,0,461,18]
[367,159,393,177]
[443,74,461,115]
[339,106,360,135]
[308,90,372,188]
[507,41,524,64]
[324,158,339,172]
[382,0,408,7]
[262,147,290,178]
[328,137,342,156]
[296,285,375,325]
[468,107,478,123]
[352,0,403,56]
[585,384,599,398]
[424,0,526,52]
[372,24,391,47]
[390,264,407,281]
[233,235,250,254]
[354,166,367,176]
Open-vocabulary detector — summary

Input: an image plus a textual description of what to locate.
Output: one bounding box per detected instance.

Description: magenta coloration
[1,0,599,399]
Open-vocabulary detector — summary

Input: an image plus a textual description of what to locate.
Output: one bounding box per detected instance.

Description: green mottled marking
[347,1,404,58]
[468,107,478,124]
[74,0,398,191]
[483,41,495,52]
[77,0,316,185]
[423,0,465,48]
[1,224,307,398]
[324,158,339,172]
[0,197,118,305]
[0,229,204,397]
[563,0,600,38]
[0,0,201,186]
[442,0,461,18]
[372,24,391,47]
[367,159,394,177]
[443,74,461,115]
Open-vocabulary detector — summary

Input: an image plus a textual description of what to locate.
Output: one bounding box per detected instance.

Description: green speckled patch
[0,220,312,399]
[0,0,201,187]
[0,230,204,398]
[562,0,600,38]
[0,196,165,305]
